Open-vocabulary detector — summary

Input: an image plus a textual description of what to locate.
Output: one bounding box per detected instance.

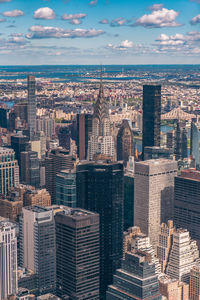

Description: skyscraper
[11,132,29,167]
[20,151,40,188]
[190,122,199,169]
[77,113,92,160]
[142,85,161,159]
[167,228,199,283]
[88,82,115,160]
[106,251,162,300]
[174,169,200,249]
[190,263,200,300]
[56,169,76,207]
[174,122,188,161]
[117,119,135,165]
[124,173,134,231]
[20,206,56,295]
[76,161,124,297]
[134,159,177,249]
[55,207,100,299]
[36,116,55,139]
[27,75,36,140]
[0,220,18,300]
[0,147,19,196]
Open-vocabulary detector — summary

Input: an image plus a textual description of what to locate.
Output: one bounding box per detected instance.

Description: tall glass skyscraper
[56,169,76,207]
[76,161,124,298]
[190,122,199,169]
[142,85,161,159]
[27,75,36,140]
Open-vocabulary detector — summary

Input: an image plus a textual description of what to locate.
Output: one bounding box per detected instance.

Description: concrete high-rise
[20,206,56,295]
[77,113,92,160]
[76,161,124,297]
[142,85,161,158]
[0,220,18,300]
[174,169,200,249]
[0,147,19,196]
[134,159,177,249]
[55,207,100,299]
[157,220,175,273]
[88,82,115,161]
[167,228,199,283]
[190,263,200,300]
[106,251,162,300]
[27,75,36,140]
[36,116,55,139]
[56,169,76,207]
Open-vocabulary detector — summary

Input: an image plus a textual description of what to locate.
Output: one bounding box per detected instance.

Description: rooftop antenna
[100,64,103,83]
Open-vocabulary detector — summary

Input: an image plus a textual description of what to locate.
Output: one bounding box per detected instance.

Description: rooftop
[180,168,200,182]
[23,205,50,213]
[57,206,97,218]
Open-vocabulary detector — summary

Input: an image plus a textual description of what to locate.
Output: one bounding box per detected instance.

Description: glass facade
[56,170,76,207]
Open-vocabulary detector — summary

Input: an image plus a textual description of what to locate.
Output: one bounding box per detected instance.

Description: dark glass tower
[55,207,100,299]
[20,151,40,188]
[27,75,36,140]
[76,161,124,298]
[124,173,134,231]
[106,251,162,300]
[117,119,135,165]
[190,122,199,169]
[142,85,161,159]
[11,133,30,168]
[77,113,92,160]
[174,169,200,249]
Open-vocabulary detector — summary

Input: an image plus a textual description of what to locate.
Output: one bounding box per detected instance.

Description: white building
[0,220,18,300]
[134,159,177,249]
[0,147,19,196]
[167,228,199,283]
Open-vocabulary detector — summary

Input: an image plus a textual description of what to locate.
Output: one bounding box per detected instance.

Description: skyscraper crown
[93,81,109,121]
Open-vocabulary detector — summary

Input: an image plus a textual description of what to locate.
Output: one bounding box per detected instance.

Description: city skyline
[0,0,199,65]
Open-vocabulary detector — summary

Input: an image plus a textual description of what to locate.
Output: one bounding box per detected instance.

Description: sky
[0,0,199,65]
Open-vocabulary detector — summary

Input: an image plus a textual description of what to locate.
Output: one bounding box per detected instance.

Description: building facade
[55,207,100,299]
[77,113,92,160]
[142,85,161,158]
[0,220,18,300]
[134,159,177,249]
[56,169,76,207]
[117,119,135,165]
[0,147,19,196]
[20,151,40,188]
[190,263,200,300]
[27,75,36,140]
[76,161,124,297]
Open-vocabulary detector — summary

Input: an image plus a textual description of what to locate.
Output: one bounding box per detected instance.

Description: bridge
[162,107,196,121]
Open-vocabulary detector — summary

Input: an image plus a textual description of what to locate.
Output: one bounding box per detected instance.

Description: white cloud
[99,18,109,24]
[120,40,134,48]
[148,4,164,11]
[89,0,98,6]
[26,25,104,39]
[3,9,24,17]
[190,14,200,25]
[34,7,56,20]
[106,40,134,50]
[135,8,181,28]
[110,17,128,26]
[62,13,86,20]
[70,19,81,25]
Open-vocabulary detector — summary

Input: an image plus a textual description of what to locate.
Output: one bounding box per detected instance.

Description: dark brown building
[117,119,135,165]
[77,114,92,160]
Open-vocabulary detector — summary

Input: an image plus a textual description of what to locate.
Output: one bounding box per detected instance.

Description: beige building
[134,159,177,249]
[190,263,200,300]
[159,274,189,300]
[0,197,23,222]
[23,188,51,207]
[157,220,176,273]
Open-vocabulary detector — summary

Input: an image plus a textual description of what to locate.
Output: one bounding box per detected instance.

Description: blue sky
[0,0,199,64]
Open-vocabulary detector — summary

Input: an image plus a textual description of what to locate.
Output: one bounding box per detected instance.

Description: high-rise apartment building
[157,220,176,273]
[159,275,189,300]
[174,169,200,249]
[77,113,92,160]
[117,119,135,165]
[0,147,19,196]
[190,263,200,300]
[142,85,161,158]
[20,206,56,295]
[0,220,18,300]
[106,251,162,300]
[134,159,177,248]
[88,82,115,161]
[27,75,36,140]
[36,117,55,139]
[20,151,40,188]
[55,207,100,299]
[167,228,199,283]
[45,148,77,204]
[76,161,124,297]
[56,169,76,207]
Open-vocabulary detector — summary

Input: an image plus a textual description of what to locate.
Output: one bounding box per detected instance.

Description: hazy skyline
[0,0,200,65]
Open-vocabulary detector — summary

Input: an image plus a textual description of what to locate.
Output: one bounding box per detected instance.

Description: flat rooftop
[57,206,97,218]
[24,206,50,213]
[180,169,200,182]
